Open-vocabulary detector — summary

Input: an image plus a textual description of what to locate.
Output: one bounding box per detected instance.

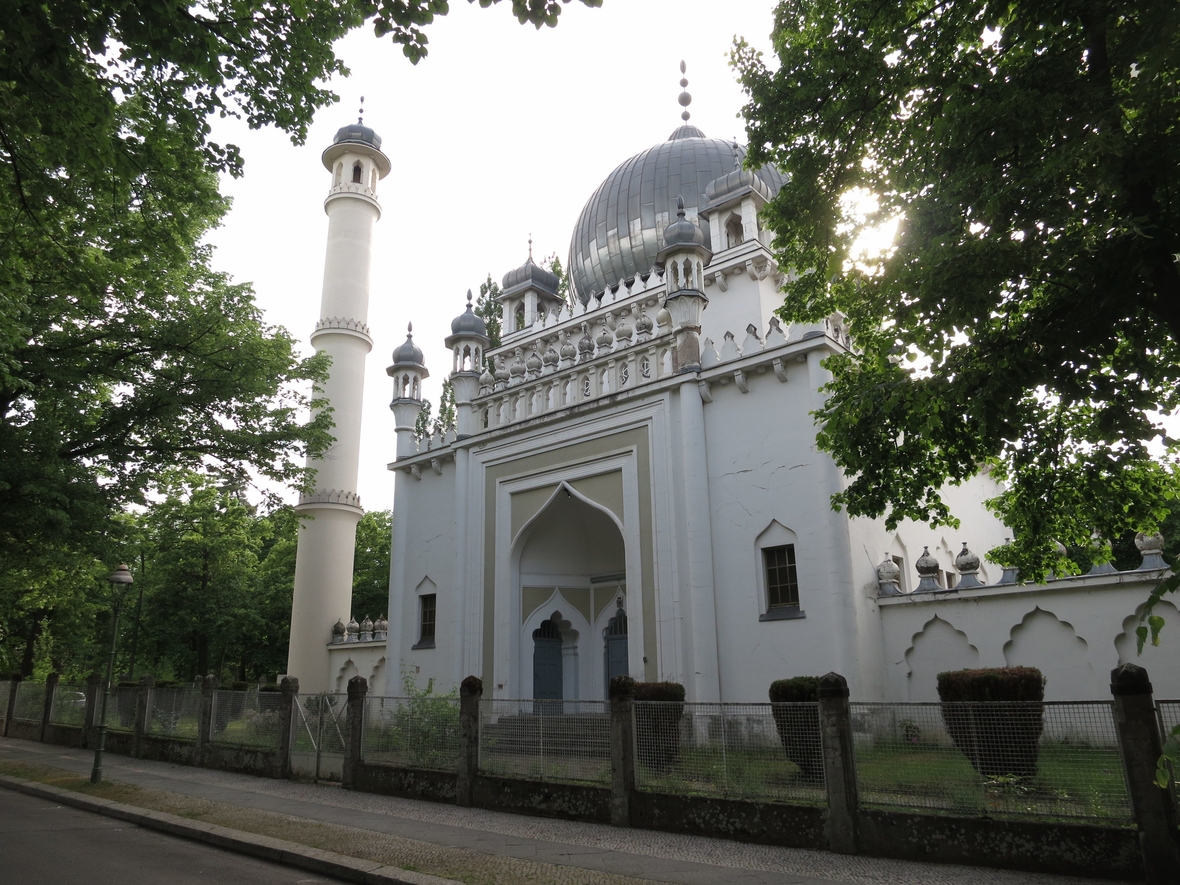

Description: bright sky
[204,1,782,512]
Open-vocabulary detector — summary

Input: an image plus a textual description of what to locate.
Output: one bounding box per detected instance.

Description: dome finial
[466,288,473,307]
[678,61,692,122]
[528,233,533,262]
[358,95,365,125]
[407,321,412,335]
[676,194,685,217]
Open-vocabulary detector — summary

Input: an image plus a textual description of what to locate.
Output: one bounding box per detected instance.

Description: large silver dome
[567,127,784,304]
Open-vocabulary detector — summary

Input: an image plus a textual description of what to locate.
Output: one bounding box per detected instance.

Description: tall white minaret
[287,107,391,688]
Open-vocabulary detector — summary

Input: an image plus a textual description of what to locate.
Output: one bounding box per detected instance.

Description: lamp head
[108,564,134,585]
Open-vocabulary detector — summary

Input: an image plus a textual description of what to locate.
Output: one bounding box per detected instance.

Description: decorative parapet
[297,488,364,513]
[327,181,377,200]
[311,316,373,346]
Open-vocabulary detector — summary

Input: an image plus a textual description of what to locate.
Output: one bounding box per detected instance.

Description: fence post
[343,675,367,790]
[83,672,102,747]
[40,673,60,742]
[3,674,20,737]
[133,674,154,756]
[455,675,483,807]
[609,675,636,827]
[196,675,218,767]
[278,677,299,778]
[818,671,859,854]
[1110,663,1180,883]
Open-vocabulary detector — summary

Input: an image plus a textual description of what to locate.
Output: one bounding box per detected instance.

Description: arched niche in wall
[1115,600,1180,698]
[904,616,979,701]
[889,534,909,595]
[1003,607,1093,700]
[369,657,387,697]
[334,659,360,693]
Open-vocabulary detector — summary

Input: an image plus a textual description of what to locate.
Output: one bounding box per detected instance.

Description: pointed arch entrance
[515,484,628,699]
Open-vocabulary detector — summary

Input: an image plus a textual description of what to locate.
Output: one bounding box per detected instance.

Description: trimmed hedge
[633,681,685,771]
[768,677,823,783]
[936,667,1045,778]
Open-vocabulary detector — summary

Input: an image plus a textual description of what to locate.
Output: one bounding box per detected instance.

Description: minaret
[287,105,391,688]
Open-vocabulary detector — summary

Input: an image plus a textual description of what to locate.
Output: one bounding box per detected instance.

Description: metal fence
[0,680,11,723]
[101,685,139,732]
[362,695,461,771]
[209,689,286,750]
[1158,699,1180,805]
[633,701,826,803]
[479,698,610,784]
[10,682,45,722]
[146,686,202,740]
[291,693,348,781]
[850,701,1131,821]
[48,683,88,726]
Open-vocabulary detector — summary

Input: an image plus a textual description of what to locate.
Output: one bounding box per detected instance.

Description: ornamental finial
[358,95,365,125]
[678,61,692,122]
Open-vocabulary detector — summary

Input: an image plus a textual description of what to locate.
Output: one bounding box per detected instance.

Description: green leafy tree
[352,509,392,621]
[542,253,570,303]
[476,273,504,352]
[733,0,1180,582]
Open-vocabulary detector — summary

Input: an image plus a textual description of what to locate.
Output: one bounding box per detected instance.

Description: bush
[937,667,1045,778]
[633,681,685,771]
[768,677,823,783]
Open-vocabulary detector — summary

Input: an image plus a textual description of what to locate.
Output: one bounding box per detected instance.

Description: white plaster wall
[698,267,781,354]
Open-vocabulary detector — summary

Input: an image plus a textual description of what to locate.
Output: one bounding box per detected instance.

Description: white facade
[300,118,1175,704]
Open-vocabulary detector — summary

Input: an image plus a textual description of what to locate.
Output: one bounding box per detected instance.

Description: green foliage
[768,676,820,703]
[476,273,504,353]
[631,681,686,702]
[733,0,1180,583]
[936,667,1046,703]
[1158,724,1180,789]
[633,681,685,772]
[541,253,570,303]
[413,380,456,441]
[352,509,391,620]
[937,667,1044,778]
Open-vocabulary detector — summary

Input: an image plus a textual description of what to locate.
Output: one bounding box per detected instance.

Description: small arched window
[370,168,378,191]
[334,163,343,186]
[352,162,363,184]
[514,304,525,331]
[725,214,744,249]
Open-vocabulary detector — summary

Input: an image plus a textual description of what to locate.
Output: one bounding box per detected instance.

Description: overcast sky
[205,1,781,511]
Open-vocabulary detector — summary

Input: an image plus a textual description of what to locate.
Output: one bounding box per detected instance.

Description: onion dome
[659,195,709,255]
[502,254,560,299]
[595,318,614,351]
[332,122,382,151]
[876,553,902,596]
[914,546,942,593]
[578,323,595,360]
[542,345,559,369]
[360,615,374,634]
[614,309,634,344]
[493,355,510,385]
[479,363,495,390]
[331,618,347,644]
[346,616,360,642]
[390,323,426,368]
[635,307,654,337]
[525,348,543,376]
[1135,531,1167,569]
[509,348,526,379]
[704,165,773,211]
[450,289,488,338]
[375,615,389,633]
[560,331,577,362]
[954,543,981,574]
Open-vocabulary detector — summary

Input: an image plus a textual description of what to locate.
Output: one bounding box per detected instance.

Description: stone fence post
[1110,664,1180,883]
[343,675,368,790]
[84,672,102,747]
[456,675,482,807]
[133,674,154,756]
[277,677,299,778]
[818,671,859,855]
[40,673,60,742]
[196,675,218,767]
[609,675,637,827]
[3,674,21,737]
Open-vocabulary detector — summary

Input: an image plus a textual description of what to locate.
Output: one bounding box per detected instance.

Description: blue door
[533,619,563,700]
[602,603,629,696]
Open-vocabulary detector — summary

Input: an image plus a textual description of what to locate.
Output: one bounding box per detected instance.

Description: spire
[528,233,533,262]
[678,61,692,122]
[358,95,365,125]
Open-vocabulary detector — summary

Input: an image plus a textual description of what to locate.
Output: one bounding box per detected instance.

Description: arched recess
[369,657,388,697]
[520,599,588,700]
[1115,600,1180,698]
[889,534,909,594]
[1004,608,1093,700]
[903,616,979,701]
[512,482,629,699]
[334,659,360,693]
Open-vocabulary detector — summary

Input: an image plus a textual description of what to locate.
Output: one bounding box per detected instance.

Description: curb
[0,774,459,885]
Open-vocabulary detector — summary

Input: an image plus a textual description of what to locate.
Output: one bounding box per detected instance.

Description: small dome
[346,616,360,634]
[360,615,374,633]
[661,196,708,252]
[954,543,981,574]
[450,289,488,337]
[332,122,382,151]
[375,615,389,632]
[704,166,773,208]
[390,324,425,367]
[668,124,707,140]
[502,255,560,297]
[915,546,939,577]
[331,619,347,636]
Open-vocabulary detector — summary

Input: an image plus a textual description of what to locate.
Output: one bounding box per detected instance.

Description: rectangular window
[414,594,436,649]
[764,544,800,609]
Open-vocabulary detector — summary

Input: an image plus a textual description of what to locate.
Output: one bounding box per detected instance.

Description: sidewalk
[0,737,1124,885]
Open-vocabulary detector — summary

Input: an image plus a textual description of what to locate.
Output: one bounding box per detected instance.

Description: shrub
[937,667,1045,778]
[633,681,685,771]
[768,677,823,783]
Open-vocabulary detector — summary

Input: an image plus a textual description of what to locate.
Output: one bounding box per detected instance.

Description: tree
[733,0,1180,581]
[476,273,505,352]
[542,253,570,303]
[352,510,392,620]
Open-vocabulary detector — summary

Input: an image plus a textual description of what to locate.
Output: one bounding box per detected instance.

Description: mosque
[284,73,1180,704]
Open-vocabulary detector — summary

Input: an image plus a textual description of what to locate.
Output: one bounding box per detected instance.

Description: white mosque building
[286,82,1180,704]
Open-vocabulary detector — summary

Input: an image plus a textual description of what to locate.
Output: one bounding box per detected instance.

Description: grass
[637,747,825,804]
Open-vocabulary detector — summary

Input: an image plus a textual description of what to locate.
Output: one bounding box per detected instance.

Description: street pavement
[0,737,1127,885]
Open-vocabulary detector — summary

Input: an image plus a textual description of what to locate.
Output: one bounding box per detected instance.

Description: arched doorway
[602,602,628,696]
[533,617,563,700]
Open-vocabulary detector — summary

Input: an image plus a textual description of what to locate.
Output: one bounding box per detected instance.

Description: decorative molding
[311,316,373,346]
[296,488,363,514]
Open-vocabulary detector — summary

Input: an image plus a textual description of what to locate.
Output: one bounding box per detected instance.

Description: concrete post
[818,671,859,854]
[456,675,482,807]
[277,677,299,778]
[196,675,218,767]
[40,673,60,742]
[609,675,637,827]
[3,674,20,737]
[83,673,102,747]
[133,674,154,756]
[1110,664,1180,883]
[343,675,368,790]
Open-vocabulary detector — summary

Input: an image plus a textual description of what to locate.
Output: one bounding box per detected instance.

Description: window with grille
[763,544,800,609]
[414,594,436,649]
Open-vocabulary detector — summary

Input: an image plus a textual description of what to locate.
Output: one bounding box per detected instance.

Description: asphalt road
[0,788,346,885]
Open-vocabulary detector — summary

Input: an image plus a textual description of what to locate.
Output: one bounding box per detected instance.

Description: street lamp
[90,564,134,784]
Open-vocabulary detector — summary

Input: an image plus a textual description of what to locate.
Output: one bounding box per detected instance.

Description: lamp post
[90,564,134,784]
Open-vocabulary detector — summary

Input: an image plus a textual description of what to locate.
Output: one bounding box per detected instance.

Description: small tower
[388,324,429,459]
[657,195,712,371]
[701,149,773,252]
[444,290,490,438]
[287,106,391,689]
[499,239,564,335]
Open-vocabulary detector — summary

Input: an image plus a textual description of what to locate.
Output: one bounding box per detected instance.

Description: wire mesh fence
[361,695,461,771]
[291,693,348,781]
[1158,699,1180,806]
[851,701,1131,821]
[478,699,610,784]
[633,701,826,803]
[10,682,46,722]
[48,683,88,726]
[209,690,287,750]
[0,680,12,722]
[146,686,202,740]
[101,685,139,732]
